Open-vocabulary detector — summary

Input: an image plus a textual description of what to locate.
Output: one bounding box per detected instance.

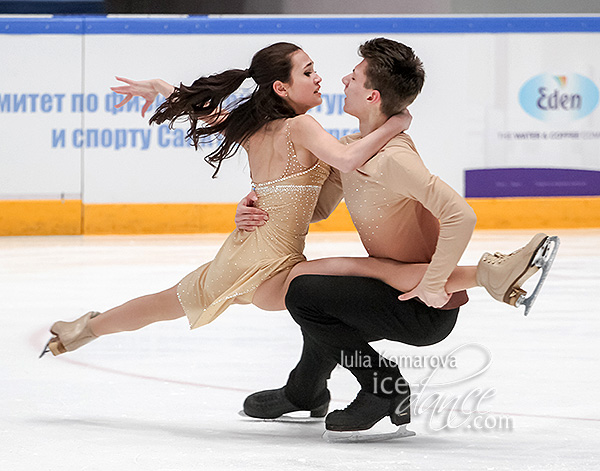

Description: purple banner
[465,168,600,198]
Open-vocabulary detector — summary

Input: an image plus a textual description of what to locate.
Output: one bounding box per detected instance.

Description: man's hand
[235,191,268,232]
[398,283,450,308]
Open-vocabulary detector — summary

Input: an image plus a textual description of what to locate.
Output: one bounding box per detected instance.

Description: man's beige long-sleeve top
[312,132,477,307]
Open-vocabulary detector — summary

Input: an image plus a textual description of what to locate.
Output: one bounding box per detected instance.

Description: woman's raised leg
[251,257,478,312]
[288,257,478,294]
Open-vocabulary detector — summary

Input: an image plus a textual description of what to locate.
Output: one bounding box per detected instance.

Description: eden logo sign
[519,74,599,122]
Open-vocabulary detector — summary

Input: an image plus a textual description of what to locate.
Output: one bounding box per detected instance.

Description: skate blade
[502,233,548,306]
[39,339,51,358]
[515,236,560,316]
[39,336,62,358]
[238,410,324,423]
[323,425,416,443]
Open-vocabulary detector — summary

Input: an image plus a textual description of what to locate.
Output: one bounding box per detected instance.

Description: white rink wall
[1,16,599,203]
[1,16,599,234]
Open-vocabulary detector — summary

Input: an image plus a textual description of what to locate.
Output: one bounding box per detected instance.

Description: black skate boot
[242,387,330,420]
[325,389,410,431]
[323,389,415,442]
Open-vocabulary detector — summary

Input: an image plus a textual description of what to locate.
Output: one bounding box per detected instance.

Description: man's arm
[381,138,477,306]
[234,168,343,231]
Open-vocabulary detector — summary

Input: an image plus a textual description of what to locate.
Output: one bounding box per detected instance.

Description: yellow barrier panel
[1,197,599,236]
[467,197,600,229]
[83,203,236,235]
[82,202,355,234]
[0,200,81,236]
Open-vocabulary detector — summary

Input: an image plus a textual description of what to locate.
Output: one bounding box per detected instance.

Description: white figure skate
[477,233,560,316]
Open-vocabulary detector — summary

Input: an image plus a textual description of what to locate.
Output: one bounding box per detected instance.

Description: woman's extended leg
[43,285,186,357]
[89,285,186,336]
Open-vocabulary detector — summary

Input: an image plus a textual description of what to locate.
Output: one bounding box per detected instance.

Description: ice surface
[1,230,598,470]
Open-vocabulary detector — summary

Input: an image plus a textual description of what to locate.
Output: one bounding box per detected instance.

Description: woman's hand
[386,108,413,134]
[110,77,174,117]
[398,282,450,308]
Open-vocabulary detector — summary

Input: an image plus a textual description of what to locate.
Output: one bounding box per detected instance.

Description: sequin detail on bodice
[177,120,331,329]
[251,120,330,253]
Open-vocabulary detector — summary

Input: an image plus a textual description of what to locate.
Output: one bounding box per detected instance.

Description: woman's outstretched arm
[111,76,231,126]
[110,77,174,117]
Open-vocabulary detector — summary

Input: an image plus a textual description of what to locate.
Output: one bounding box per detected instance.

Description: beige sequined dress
[177,124,331,329]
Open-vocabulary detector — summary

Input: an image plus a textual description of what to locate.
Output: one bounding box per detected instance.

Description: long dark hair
[150,42,301,177]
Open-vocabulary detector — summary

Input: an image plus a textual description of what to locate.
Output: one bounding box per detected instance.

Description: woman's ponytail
[149,42,300,178]
[149,68,249,149]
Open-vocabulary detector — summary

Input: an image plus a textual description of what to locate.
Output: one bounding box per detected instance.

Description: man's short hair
[358,38,425,116]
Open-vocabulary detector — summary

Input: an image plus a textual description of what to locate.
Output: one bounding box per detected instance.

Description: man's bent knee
[285,275,329,311]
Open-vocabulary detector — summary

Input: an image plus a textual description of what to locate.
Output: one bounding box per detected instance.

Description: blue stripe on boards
[1,15,600,35]
[0,15,85,33]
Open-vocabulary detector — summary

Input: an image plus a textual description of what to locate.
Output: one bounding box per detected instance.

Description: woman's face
[281,49,322,114]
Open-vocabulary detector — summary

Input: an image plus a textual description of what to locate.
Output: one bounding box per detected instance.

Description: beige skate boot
[40,311,101,358]
[476,233,560,315]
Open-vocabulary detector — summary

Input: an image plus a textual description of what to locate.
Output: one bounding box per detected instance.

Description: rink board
[1,16,600,234]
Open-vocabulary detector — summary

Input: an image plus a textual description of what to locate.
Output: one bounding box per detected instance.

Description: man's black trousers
[283,275,459,408]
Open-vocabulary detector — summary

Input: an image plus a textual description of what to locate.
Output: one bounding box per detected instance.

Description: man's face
[341,59,373,118]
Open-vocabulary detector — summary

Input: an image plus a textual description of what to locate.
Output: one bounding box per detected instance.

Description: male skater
[235,38,552,434]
